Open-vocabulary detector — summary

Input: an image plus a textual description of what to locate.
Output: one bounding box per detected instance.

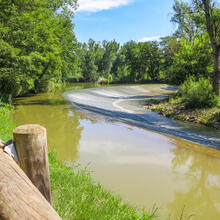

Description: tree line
[76,0,219,95]
[0,0,219,101]
[76,39,162,83]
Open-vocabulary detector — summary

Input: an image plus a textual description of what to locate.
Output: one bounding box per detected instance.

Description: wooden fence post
[13,124,51,203]
[0,149,61,220]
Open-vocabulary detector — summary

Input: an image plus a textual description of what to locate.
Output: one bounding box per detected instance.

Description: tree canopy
[0,0,220,99]
[0,0,78,99]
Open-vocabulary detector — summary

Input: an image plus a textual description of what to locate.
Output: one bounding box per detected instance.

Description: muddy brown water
[12,83,220,219]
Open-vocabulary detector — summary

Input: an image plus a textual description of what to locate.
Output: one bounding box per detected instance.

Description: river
[12,83,220,219]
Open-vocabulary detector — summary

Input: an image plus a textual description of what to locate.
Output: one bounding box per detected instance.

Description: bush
[179,76,217,109]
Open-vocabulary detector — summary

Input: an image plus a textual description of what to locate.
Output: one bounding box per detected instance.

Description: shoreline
[0,100,156,219]
[145,98,220,130]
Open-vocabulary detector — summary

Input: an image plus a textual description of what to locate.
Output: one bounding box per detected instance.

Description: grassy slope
[50,152,157,220]
[0,101,156,220]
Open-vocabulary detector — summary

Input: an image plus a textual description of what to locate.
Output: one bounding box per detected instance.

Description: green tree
[112,49,129,82]
[122,41,140,82]
[192,0,220,95]
[79,40,99,82]
[172,0,220,94]
[101,40,119,78]
[159,36,180,81]
[167,33,213,83]
[172,0,202,40]
[138,41,162,81]
[0,0,78,97]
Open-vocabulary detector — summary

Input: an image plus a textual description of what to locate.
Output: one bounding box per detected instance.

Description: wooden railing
[0,124,61,220]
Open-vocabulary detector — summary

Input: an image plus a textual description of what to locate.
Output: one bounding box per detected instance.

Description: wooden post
[0,149,61,220]
[13,124,51,203]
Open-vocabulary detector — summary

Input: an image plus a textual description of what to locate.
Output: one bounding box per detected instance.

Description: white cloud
[138,36,161,42]
[77,0,133,12]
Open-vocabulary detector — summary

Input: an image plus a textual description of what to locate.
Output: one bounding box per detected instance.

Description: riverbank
[0,101,156,219]
[145,97,220,129]
[50,152,157,219]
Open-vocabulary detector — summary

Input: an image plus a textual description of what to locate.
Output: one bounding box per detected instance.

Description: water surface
[12,84,220,219]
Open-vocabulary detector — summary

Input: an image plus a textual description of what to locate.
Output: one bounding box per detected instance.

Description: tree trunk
[213,46,220,96]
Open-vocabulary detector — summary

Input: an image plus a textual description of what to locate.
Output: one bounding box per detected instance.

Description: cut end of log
[13,124,46,134]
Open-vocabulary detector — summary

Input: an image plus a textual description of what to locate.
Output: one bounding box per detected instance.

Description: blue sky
[74,0,177,44]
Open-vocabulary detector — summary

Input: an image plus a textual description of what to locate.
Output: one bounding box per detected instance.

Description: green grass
[0,101,15,140]
[49,152,157,220]
[0,100,157,220]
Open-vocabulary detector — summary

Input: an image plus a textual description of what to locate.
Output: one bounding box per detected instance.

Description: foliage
[101,40,120,77]
[166,33,213,84]
[171,0,205,40]
[1,0,219,96]
[1,0,219,102]
[78,39,164,83]
[75,0,219,88]
[171,0,220,95]
[0,0,78,96]
[78,40,102,82]
[120,41,163,82]
[76,0,219,88]
[179,76,218,108]
[192,0,220,95]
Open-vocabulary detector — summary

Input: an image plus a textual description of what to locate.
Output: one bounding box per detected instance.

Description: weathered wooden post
[0,148,61,219]
[13,124,51,203]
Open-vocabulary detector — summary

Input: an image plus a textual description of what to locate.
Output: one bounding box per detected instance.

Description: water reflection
[13,93,84,161]
[12,83,119,161]
[168,139,220,220]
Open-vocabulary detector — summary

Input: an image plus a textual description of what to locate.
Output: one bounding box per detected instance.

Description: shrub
[179,76,217,109]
